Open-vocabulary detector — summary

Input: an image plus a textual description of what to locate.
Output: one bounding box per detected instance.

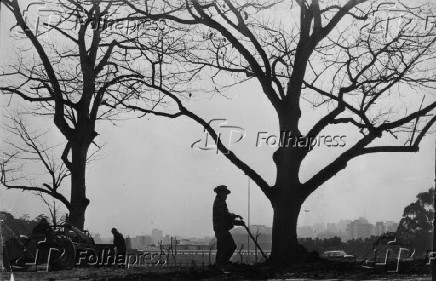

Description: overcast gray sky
[0,0,435,239]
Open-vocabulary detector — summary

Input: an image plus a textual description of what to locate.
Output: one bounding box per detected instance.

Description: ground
[0,262,432,280]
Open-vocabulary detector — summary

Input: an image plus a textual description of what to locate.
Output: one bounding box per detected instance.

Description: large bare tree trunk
[69,142,90,230]
[270,194,305,264]
[268,108,309,264]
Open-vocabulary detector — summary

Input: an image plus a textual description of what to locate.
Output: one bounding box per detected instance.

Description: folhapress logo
[191,119,246,154]
[11,1,168,38]
[366,2,436,38]
[13,1,60,36]
[362,236,415,273]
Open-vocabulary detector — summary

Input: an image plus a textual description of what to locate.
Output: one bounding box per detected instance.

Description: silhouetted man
[213,185,242,266]
[111,227,126,266]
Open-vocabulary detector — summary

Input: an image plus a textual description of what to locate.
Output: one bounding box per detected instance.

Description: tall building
[337,220,352,234]
[151,228,163,244]
[346,217,372,240]
[132,235,153,249]
[375,221,386,236]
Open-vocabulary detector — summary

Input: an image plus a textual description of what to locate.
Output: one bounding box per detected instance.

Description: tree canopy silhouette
[114,0,436,265]
[0,0,146,229]
[396,187,434,255]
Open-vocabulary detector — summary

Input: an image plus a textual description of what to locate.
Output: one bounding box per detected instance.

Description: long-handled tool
[234,218,268,260]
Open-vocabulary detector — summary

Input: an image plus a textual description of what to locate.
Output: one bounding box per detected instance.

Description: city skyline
[297,217,399,241]
[89,215,400,243]
[0,199,421,238]
[85,216,405,254]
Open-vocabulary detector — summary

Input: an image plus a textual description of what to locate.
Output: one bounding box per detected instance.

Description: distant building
[132,235,153,249]
[337,220,352,234]
[152,228,163,245]
[297,226,314,238]
[346,217,372,240]
[304,218,397,241]
[92,233,102,243]
[375,221,386,236]
[163,234,171,245]
[371,224,377,236]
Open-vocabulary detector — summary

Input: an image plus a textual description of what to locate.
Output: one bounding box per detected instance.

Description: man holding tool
[212,185,244,266]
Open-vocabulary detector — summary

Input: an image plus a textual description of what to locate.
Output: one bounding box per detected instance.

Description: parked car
[322,250,356,263]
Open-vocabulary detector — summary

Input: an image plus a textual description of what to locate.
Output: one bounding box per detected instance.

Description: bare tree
[1,116,71,209]
[0,0,143,229]
[113,0,436,264]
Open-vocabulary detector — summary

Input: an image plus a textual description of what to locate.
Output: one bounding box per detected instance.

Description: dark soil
[0,260,432,280]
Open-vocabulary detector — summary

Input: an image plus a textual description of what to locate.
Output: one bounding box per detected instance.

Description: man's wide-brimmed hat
[214,185,231,194]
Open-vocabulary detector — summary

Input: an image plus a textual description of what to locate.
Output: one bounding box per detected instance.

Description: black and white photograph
[0,0,435,280]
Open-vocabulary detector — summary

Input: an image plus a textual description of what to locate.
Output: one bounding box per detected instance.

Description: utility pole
[432,137,436,281]
[0,218,4,272]
[247,177,250,264]
[0,0,2,49]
